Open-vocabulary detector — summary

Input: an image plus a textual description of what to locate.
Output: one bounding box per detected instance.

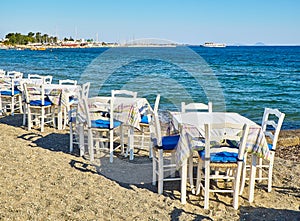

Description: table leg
[181,158,187,204]
[249,154,257,202]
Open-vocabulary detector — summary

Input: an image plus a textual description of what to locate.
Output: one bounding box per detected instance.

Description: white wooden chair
[58,79,78,129]
[111,90,137,160]
[240,108,285,194]
[0,77,23,115]
[69,82,89,154]
[195,123,249,210]
[22,83,55,132]
[150,99,181,194]
[133,94,161,159]
[83,95,122,163]
[181,101,212,113]
[181,101,212,193]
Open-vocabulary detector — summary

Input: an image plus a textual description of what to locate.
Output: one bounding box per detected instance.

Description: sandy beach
[0,114,299,220]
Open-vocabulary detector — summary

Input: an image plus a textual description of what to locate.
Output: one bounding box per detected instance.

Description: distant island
[254,42,265,46]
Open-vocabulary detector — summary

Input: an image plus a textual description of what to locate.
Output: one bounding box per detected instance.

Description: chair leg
[267,155,274,192]
[88,129,94,162]
[233,163,242,210]
[152,150,156,186]
[41,108,45,132]
[27,109,32,130]
[18,95,23,113]
[109,129,114,163]
[240,161,247,195]
[158,149,164,194]
[188,155,195,194]
[69,123,73,153]
[11,97,14,116]
[195,160,203,195]
[120,125,124,155]
[149,140,153,158]
[204,161,210,210]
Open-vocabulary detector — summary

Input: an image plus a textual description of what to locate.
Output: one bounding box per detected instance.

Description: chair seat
[199,150,238,163]
[140,115,149,124]
[0,90,20,96]
[160,135,180,150]
[30,99,52,106]
[91,119,121,129]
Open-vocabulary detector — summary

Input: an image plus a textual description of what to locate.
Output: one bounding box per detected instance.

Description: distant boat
[201,42,226,48]
[61,42,80,47]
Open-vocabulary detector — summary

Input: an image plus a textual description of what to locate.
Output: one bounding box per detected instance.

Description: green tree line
[3,32,58,45]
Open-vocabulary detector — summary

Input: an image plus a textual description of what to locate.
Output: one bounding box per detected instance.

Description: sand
[0,114,299,220]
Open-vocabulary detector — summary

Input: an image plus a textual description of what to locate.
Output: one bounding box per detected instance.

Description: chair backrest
[43,75,53,84]
[81,82,90,100]
[204,123,250,162]
[261,108,285,151]
[111,89,137,98]
[28,74,43,80]
[6,71,23,79]
[23,83,47,106]
[59,79,78,85]
[151,110,163,147]
[28,74,52,84]
[83,97,113,129]
[181,101,212,113]
[153,94,161,113]
[148,95,162,146]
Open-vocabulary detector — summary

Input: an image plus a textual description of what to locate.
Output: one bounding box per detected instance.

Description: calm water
[0,46,299,129]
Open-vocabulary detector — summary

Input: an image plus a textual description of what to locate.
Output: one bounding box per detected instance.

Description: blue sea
[0,46,299,129]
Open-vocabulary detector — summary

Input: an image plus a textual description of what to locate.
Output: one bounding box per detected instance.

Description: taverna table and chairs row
[0,68,286,210]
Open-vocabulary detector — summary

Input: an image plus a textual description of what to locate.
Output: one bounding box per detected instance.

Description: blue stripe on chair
[161,135,180,150]
[199,150,239,163]
[30,99,52,106]
[140,115,149,124]
[91,119,121,129]
[69,116,76,123]
[0,90,20,96]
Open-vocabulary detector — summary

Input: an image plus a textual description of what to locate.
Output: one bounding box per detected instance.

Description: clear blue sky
[1,0,299,45]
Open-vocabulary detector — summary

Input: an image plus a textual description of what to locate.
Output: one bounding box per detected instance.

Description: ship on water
[201,42,226,48]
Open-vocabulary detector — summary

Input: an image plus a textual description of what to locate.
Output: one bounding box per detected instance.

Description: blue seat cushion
[0,90,20,96]
[199,150,238,163]
[140,115,149,124]
[30,98,52,106]
[161,135,180,150]
[91,119,121,129]
[268,143,273,150]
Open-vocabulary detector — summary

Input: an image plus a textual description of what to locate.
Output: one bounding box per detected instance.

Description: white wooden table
[170,111,269,204]
[80,96,151,160]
